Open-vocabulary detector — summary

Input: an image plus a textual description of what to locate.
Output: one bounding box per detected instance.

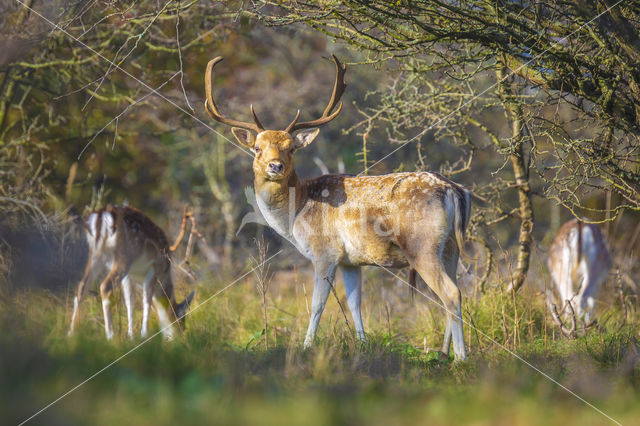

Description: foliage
[256,0,640,212]
[254,0,640,289]
[0,1,391,270]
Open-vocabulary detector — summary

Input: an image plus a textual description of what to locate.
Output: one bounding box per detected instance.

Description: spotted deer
[68,205,195,340]
[548,218,612,323]
[204,55,470,360]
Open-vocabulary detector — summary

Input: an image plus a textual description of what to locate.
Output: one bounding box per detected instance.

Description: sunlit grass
[1,264,639,425]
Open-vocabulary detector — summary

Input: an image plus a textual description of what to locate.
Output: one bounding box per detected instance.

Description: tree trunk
[498,66,534,293]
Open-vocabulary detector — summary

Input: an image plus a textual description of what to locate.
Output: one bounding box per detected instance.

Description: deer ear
[294,128,320,149]
[177,290,195,318]
[185,290,195,308]
[231,128,256,148]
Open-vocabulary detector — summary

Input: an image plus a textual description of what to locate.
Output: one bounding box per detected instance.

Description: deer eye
[254,146,262,155]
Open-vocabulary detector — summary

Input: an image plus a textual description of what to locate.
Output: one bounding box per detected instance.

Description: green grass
[1,268,639,425]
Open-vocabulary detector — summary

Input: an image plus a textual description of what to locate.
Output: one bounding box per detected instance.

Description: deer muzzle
[268,161,284,176]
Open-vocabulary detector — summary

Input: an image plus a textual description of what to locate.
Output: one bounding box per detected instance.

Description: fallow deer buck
[548,218,612,329]
[68,205,195,340]
[204,55,471,360]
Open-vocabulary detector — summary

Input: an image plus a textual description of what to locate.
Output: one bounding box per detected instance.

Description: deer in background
[204,55,471,360]
[548,218,612,326]
[68,205,195,340]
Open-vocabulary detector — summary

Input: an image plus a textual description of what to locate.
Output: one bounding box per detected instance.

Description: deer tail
[452,187,471,259]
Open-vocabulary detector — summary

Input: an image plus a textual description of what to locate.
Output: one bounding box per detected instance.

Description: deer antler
[169,204,206,280]
[204,57,265,133]
[550,299,597,338]
[551,302,577,338]
[170,205,194,252]
[285,54,346,133]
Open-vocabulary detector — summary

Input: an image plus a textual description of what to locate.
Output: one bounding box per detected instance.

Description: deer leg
[99,263,123,340]
[152,262,176,341]
[415,257,466,361]
[121,275,134,338]
[303,261,337,349]
[141,269,155,338]
[152,294,175,341]
[441,241,459,356]
[408,268,417,301]
[441,317,452,355]
[439,268,465,361]
[341,265,366,342]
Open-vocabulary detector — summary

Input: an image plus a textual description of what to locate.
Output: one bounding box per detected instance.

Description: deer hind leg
[120,275,134,338]
[303,261,337,349]
[141,269,155,338]
[440,239,460,356]
[414,250,466,361]
[99,263,125,340]
[341,265,366,342]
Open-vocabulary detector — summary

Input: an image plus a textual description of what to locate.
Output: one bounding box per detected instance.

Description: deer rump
[548,219,611,321]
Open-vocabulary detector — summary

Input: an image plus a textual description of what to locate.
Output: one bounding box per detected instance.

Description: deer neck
[254,170,305,239]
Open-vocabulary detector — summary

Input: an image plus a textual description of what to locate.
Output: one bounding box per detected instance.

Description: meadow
[2,257,639,426]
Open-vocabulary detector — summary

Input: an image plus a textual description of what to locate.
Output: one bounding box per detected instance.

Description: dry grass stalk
[251,237,272,350]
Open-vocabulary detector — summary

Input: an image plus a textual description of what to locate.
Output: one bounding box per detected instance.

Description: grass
[1,263,639,426]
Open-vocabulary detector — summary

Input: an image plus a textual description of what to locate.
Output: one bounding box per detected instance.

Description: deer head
[204,55,346,183]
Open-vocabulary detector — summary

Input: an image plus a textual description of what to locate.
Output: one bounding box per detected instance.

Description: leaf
[245,329,265,350]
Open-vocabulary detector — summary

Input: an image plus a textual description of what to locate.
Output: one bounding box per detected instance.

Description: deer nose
[269,162,284,173]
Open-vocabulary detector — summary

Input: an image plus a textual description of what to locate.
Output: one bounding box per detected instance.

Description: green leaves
[245,329,266,350]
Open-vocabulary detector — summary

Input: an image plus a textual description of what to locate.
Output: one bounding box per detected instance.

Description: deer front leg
[100,264,123,340]
[141,269,155,338]
[441,316,452,355]
[121,275,134,338]
[303,261,337,349]
[341,265,366,342]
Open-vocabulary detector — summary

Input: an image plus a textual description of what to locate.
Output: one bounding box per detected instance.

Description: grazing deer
[548,218,612,324]
[68,205,195,340]
[204,55,471,360]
